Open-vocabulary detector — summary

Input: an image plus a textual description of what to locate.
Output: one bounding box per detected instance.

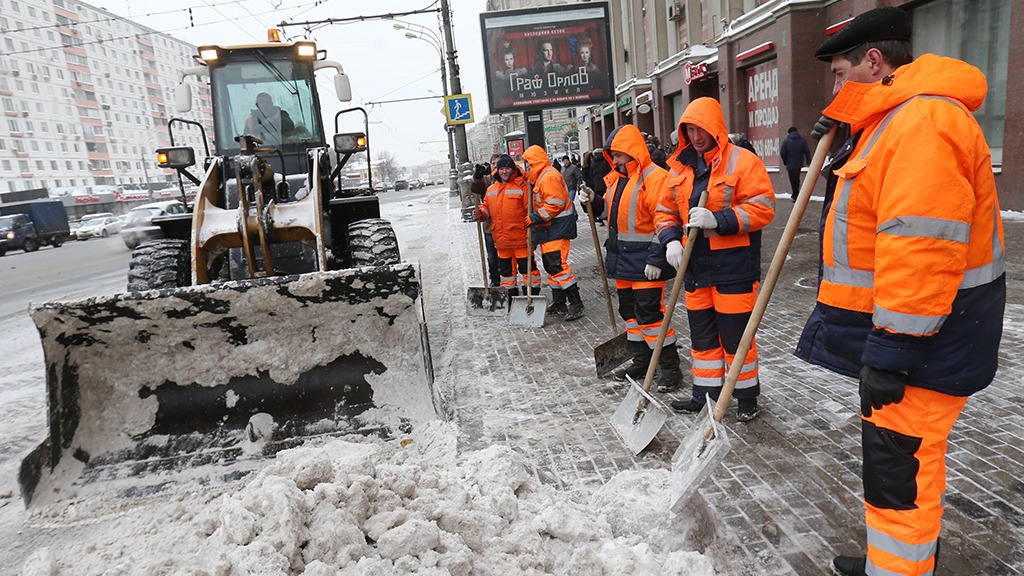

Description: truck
[20,34,438,507]
[0,199,70,256]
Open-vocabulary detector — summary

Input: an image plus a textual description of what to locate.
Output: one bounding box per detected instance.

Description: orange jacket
[522,145,576,244]
[479,167,530,251]
[815,54,1005,394]
[654,97,775,286]
[596,124,673,281]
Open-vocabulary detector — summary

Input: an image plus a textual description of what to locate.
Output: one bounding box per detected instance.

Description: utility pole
[439,0,469,167]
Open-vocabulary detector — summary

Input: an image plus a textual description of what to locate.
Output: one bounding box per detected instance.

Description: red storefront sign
[683,61,708,85]
[744,59,780,166]
[75,196,101,203]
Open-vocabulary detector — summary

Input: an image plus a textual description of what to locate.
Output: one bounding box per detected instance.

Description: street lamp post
[393,21,458,196]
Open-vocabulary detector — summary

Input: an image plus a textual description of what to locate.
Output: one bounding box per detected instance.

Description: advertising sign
[744,60,780,166]
[480,3,614,114]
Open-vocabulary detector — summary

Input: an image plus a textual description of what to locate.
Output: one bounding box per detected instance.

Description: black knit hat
[815,7,912,62]
[495,155,516,169]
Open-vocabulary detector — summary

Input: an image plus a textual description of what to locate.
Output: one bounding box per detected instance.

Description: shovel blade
[594,332,631,376]
[508,295,546,327]
[467,287,508,317]
[610,377,669,455]
[669,400,731,513]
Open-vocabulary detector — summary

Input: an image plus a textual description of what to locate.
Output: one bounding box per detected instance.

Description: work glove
[665,240,684,270]
[644,264,662,280]
[579,185,594,203]
[811,114,835,141]
[687,206,717,230]
[858,365,906,418]
[473,163,489,179]
[473,208,486,222]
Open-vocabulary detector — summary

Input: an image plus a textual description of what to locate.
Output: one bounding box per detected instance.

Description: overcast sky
[102,0,490,169]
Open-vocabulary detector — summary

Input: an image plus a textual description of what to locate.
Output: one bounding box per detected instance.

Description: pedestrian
[579,124,680,391]
[654,97,775,422]
[587,147,612,226]
[778,126,811,201]
[645,133,669,170]
[560,155,582,197]
[473,154,536,303]
[470,154,502,287]
[522,145,584,320]
[797,8,1006,576]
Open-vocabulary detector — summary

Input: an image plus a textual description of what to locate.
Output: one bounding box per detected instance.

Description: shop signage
[745,59,780,166]
[75,196,100,203]
[616,96,631,108]
[683,61,708,85]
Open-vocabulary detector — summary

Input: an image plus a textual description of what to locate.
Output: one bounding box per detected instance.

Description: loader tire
[127,239,190,291]
[348,218,401,267]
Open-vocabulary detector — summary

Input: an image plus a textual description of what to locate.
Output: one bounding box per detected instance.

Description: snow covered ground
[0,187,717,575]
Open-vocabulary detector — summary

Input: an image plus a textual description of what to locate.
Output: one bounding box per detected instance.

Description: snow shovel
[466,221,507,317]
[508,227,546,327]
[610,190,708,455]
[668,124,838,512]
[581,188,631,376]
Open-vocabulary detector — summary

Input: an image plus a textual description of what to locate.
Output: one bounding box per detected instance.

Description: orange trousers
[862,385,967,575]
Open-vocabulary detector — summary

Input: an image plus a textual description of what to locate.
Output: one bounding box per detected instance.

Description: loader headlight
[296,42,316,58]
[198,47,219,62]
[156,147,196,169]
[334,132,367,154]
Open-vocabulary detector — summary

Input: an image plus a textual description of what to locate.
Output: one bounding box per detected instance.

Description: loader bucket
[19,262,438,507]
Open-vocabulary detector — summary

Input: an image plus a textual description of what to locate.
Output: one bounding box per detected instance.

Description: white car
[76,216,124,240]
[121,200,188,249]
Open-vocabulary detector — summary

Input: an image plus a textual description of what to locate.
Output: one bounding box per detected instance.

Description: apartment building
[473,0,1019,209]
[0,0,212,216]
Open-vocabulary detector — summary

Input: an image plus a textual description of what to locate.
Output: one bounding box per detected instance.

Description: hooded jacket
[479,165,530,251]
[654,97,775,287]
[593,124,673,281]
[803,54,1005,396]
[779,130,811,170]
[522,145,577,244]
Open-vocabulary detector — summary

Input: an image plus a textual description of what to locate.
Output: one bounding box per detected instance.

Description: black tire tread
[348,218,401,267]
[127,239,190,291]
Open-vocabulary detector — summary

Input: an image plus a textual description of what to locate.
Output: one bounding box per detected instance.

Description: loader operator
[795,8,1006,576]
[246,92,294,145]
[522,145,584,321]
[653,96,775,423]
[473,154,535,302]
[579,124,680,392]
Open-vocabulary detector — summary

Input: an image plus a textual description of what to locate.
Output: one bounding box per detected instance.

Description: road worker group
[471,6,1005,576]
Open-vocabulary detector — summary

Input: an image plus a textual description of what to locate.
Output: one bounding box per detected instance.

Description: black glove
[811,115,834,141]
[473,163,489,179]
[858,365,906,417]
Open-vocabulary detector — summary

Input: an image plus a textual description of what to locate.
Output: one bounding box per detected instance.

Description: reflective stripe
[866,525,937,574]
[692,358,725,370]
[865,560,925,576]
[962,204,1006,288]
[694,376,724,387]
[876,216,970,243]
[873,304,944,336]
[719,147,740,208]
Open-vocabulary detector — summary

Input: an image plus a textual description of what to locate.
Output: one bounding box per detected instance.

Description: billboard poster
[480,3,614,114]
[744,60,780,166]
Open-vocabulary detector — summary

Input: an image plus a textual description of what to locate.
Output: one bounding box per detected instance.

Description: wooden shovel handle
[636,189,710,407]
[711,124,838,424]
[477,220,491,296]
[582,187,618,335]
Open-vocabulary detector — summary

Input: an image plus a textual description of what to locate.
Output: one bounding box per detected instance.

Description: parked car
[76,216,123,240]
[121,200,188,249]
[393,179,409,191]
[68,220,84,241]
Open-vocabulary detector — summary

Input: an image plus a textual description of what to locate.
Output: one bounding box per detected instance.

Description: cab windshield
[209,54,323,152]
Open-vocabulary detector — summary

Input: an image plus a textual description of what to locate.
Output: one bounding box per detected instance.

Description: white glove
[665,240,684,270]
[579,185,594,203]
[687,207,717,230]
[644,264,662,280]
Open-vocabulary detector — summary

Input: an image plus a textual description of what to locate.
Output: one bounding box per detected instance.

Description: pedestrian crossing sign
[444,94,474,125]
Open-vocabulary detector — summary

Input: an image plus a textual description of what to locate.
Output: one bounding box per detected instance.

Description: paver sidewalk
[430,194,1024,575]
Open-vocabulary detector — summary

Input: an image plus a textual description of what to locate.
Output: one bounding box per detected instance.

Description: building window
[912,0,1009,164]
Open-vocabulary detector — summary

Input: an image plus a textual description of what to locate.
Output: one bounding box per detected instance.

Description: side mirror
[334,73,352,103]
[333,132,367,154]
[175,83,193,113]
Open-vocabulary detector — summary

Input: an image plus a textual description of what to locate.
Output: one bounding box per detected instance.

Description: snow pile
[20,421,713,575]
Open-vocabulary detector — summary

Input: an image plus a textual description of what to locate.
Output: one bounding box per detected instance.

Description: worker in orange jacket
[521,145,584,320]
[474,154,536,300]
[653,96,775,422]
[580,124,680,391]
[799,8,1006,576]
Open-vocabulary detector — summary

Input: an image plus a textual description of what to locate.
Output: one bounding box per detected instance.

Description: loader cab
[201,41,328,177]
